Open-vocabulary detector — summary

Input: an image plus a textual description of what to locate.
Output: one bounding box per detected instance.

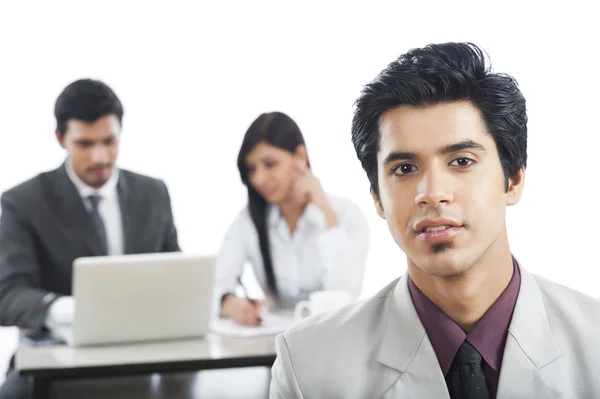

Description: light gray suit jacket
[270,263,600,398]
[0,163,180,331]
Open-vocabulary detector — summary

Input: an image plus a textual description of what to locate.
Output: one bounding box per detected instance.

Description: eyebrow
[439,140,486,154]
[382,151,418,166]
[382,140,487,166]
[245,156,276,168]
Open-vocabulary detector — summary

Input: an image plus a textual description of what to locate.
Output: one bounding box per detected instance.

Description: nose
[250,167,268,189]
[414,167,454,208]
[90,145,110,164]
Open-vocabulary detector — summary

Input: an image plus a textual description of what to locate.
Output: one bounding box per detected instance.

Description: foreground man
[269,42,600,398]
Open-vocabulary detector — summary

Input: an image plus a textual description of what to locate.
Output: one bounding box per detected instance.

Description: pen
[237,276,262,323]
[237,276,256,305]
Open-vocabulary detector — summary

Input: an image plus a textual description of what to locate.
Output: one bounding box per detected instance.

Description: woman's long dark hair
[237,112,308,297]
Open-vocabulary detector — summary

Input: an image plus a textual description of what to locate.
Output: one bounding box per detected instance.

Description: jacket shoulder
[119,169,165,189]
[279,279,399,395]
[535,275,600,328]
[118,169,172,202]
[283,281,393,343]
[1,170,55,209]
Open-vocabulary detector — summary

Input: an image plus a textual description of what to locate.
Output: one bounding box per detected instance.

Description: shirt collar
[65,158,120,200]
[267,202,326,229]
[267,205,280,227]
[468,261,521,372]
[408,258,521,375]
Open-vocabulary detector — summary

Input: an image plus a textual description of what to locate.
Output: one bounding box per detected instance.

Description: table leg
[30,377,51,399]
[265,366,272,393]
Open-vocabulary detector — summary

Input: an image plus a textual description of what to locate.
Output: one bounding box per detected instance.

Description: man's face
[373,101,524,277]
[56,114,120,188]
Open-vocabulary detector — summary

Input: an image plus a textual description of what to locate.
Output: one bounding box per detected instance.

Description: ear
[294,144,308,166]
[506,165,525,206]
[371,189,386,219]
[55,130,66,149]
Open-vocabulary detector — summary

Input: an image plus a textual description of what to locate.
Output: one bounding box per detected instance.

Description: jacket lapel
[51,163,105,255]
[379,275,451,399]
[496,264,562,399]
[376,264,563,398]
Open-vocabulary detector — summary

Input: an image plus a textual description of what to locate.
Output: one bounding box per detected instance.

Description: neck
[408,231,514,332]
[277,198,307,234]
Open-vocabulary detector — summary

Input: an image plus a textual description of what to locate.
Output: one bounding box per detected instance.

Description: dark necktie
[455,341,491,399]
[88,195,108,255]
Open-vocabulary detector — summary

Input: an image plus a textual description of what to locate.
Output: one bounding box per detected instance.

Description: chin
[422,262,467,278]
[85,171,112,187]
[263,193,283,204]
[87,179,109,189]
[411,245,473,277]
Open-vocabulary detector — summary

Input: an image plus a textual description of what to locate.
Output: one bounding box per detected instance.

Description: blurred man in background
[0,79,180,398]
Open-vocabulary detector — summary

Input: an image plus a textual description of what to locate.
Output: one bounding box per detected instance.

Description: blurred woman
[215,112,369,325]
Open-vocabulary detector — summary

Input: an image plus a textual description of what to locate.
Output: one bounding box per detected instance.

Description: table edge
[19,354,277,379]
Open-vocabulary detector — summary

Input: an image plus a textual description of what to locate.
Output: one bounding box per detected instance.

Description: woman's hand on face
[291,160,340,228]
[221,296,264,326]
[291,161,328,209]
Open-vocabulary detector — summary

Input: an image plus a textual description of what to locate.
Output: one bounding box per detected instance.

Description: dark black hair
[237,112,308,296]
[351,42,527,194]
[54,79,124,136]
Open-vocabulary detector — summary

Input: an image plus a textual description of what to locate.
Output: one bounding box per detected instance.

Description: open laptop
[53,252,215,347]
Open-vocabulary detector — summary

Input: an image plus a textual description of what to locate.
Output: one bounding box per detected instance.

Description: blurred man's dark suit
[0,163,180,398]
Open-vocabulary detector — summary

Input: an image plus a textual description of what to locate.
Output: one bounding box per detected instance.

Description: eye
[77,140,94,148]
[450,157,476,168]
[392,163,418,176]
[265,161,278,168]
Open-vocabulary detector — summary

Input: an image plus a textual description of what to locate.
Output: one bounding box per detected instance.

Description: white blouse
[214,194,370,314]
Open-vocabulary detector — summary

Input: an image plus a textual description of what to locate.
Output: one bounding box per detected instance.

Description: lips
[414,218,463,233]
[412,218,465,244]
[259,187,278,198]
[422,225,453,233]
[417,225,463,244]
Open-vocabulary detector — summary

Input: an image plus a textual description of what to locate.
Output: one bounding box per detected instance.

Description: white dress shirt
[214,194,370,316]
[65,161,124,256]
[45,160,124,330]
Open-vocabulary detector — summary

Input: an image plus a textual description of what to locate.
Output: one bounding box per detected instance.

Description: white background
[1,0,598,383]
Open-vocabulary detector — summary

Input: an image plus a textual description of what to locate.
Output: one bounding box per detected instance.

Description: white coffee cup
[294,290,352,321]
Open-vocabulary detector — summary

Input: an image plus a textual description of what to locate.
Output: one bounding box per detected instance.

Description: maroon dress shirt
[407,260,521,399]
